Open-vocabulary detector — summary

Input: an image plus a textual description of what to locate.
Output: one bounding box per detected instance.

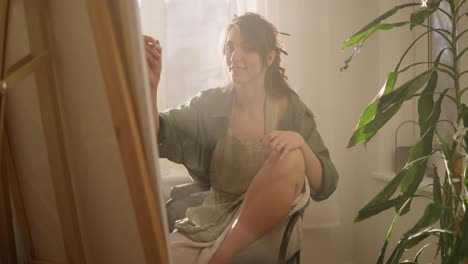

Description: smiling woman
[222,14,294,98]
[146,11,339,264]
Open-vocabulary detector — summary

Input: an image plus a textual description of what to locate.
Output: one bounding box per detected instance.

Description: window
[155,0,231,180]
[164,0,231,109]
[139,0,273,180]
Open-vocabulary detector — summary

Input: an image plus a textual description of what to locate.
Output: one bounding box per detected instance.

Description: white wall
[274,1,380,263]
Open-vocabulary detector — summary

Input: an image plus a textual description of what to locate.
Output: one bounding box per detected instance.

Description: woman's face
[224,25,267,87]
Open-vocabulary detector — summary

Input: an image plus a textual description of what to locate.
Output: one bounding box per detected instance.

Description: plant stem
[412,91,458,106]
[460,86,468,96]
[450,4,462,122]
[457,46,468,61]
[447,3,466,245]
[417,23,452,41]
[434,67,457,80]
[456,0,468,14]
[458,70,468,79]
[398,61,455,74]
[457,12,468,24]
[395,30,450,71]
[438,7,453,20]
[456,28,468,42]
[443,4,462,134]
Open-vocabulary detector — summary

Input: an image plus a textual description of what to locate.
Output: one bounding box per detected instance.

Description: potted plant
[342,0,468,262]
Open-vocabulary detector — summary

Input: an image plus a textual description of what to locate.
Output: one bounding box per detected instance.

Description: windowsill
[372,171,433,196]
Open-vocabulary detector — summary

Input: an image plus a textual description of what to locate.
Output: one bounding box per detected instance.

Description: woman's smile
[229,65,247,73]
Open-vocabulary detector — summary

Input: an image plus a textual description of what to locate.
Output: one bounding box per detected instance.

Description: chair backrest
[278,199,310,263]
[166,182,210,232]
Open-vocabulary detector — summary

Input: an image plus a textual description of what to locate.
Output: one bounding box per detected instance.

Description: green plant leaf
[436,235,443,262]
[440,177,457,262]
[418,72,438,127]
[398,197,413,216]
[403,231,434,252]
[439,180,454,262]
[432,166,442,205]
[400,152,437,170]
[399,150,428,197]
[348,103,400,148]
[414,244,430,262]
[355,194,408,223]
[462,104,468,149]
[342,3,419,48]
[388,234,431,263]
[403,203,442,237]
[348,70,432,148]
[343,22,408,49]
[465,163,468,191]
[437,133,453,174]
[388,228,454,263]
[461,202,468,258]
[377,199,412,264]
[408,229,453,247]
[399,141,430,195]
[410,9,434,30]
[378,70,432,112]
[355,90,445,222]
[418,48,445,128]
[355,177,405,222]
[446,237,463,264]
[356,72,398,129]
[428,0,443,8]
[410,1,441,30]
[441,181,454,230]
[400,90,447,197]
[394,91,446,216]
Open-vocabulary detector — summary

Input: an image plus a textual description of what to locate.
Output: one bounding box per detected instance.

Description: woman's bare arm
[143,35,162,135]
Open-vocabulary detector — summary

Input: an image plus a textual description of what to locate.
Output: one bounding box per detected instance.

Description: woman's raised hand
[262,131,306,162]
[143,35,162,93]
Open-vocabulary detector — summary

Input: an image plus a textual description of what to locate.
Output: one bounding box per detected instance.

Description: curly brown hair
[220,12,294,97]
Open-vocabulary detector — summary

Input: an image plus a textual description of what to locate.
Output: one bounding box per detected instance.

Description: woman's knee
[267,149,305,178]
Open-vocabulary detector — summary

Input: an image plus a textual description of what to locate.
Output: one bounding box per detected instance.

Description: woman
[145,13,338,264]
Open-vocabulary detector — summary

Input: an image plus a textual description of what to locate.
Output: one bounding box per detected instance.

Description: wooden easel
[0,0,169,263]
[0,0,86,263]
[0,0,18,263]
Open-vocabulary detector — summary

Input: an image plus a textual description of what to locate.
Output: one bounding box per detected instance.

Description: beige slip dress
[168,94,311,264]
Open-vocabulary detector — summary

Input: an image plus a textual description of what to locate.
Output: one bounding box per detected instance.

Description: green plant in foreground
[342,0,468,262]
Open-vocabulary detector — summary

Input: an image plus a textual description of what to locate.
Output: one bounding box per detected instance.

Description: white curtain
[229,0,279,25]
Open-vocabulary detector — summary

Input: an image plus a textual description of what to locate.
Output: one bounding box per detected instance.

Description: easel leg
[0,95,17,264]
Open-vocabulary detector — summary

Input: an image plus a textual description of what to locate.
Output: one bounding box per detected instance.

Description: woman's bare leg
[209,149,305,264]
